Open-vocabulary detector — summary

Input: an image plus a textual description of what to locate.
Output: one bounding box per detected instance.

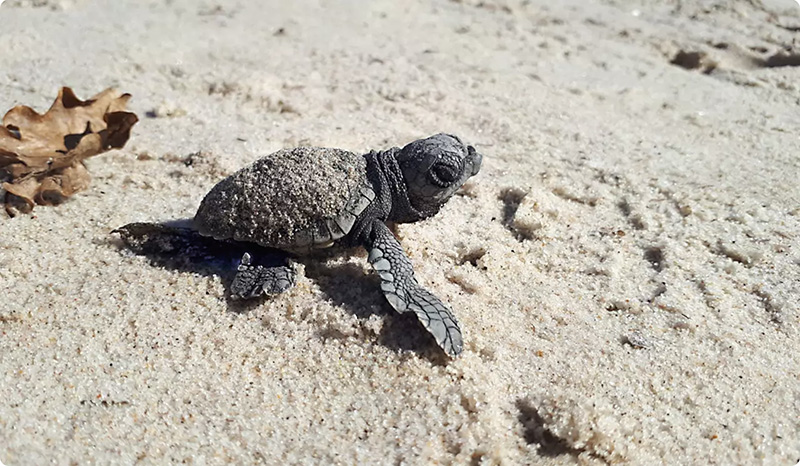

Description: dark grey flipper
[365,221,463,357]
[114,222,295,298]
[114,222,235,262]
[231,252,296,299]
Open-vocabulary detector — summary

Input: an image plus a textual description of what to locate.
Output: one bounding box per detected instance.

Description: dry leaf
[0,87,139,216]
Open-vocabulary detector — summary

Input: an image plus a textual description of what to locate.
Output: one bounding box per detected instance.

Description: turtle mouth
[467,145,482,176]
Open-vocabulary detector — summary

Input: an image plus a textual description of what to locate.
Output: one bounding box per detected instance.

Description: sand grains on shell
[195,147,367,247]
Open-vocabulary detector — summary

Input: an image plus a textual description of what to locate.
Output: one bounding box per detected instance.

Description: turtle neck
[366,148,435,224]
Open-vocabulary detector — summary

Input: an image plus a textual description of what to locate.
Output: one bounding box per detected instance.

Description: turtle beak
[467,145,482,176]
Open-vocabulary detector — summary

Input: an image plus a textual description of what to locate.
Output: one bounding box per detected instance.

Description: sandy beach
[1,0,799,464]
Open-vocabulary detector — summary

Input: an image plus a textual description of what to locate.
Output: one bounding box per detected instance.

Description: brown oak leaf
[0,87,139,216]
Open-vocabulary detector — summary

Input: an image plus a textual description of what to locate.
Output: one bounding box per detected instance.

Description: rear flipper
[231,252,296,299]
[114,222,294,299]
[114,222,214,259]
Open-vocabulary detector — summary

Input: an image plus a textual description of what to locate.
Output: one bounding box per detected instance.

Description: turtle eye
[430,162,458,186]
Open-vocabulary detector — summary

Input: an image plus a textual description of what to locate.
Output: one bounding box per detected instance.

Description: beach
[1,0,799,464]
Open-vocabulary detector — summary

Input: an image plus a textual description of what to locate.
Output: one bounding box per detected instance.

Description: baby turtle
[116,133,483,357]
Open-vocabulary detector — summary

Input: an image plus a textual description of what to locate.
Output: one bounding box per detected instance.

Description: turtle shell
[194,147,369,250]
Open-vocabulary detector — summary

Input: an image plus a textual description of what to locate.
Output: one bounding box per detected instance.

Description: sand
[1,0,799,464]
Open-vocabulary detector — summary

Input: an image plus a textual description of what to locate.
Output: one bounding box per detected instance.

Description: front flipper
[231,252,296,299]
[365,221,463,357]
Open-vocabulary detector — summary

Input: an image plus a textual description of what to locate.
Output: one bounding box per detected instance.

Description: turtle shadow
[306,260,449,362]
[112,222,448,361]
[110,222,285,312]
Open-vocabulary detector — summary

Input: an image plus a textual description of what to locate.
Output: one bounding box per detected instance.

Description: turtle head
[395,133,483,217]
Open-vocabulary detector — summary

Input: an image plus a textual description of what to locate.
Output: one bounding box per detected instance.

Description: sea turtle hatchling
[116,133,483,357]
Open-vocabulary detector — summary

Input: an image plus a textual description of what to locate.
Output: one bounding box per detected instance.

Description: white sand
[1,0,799,464]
